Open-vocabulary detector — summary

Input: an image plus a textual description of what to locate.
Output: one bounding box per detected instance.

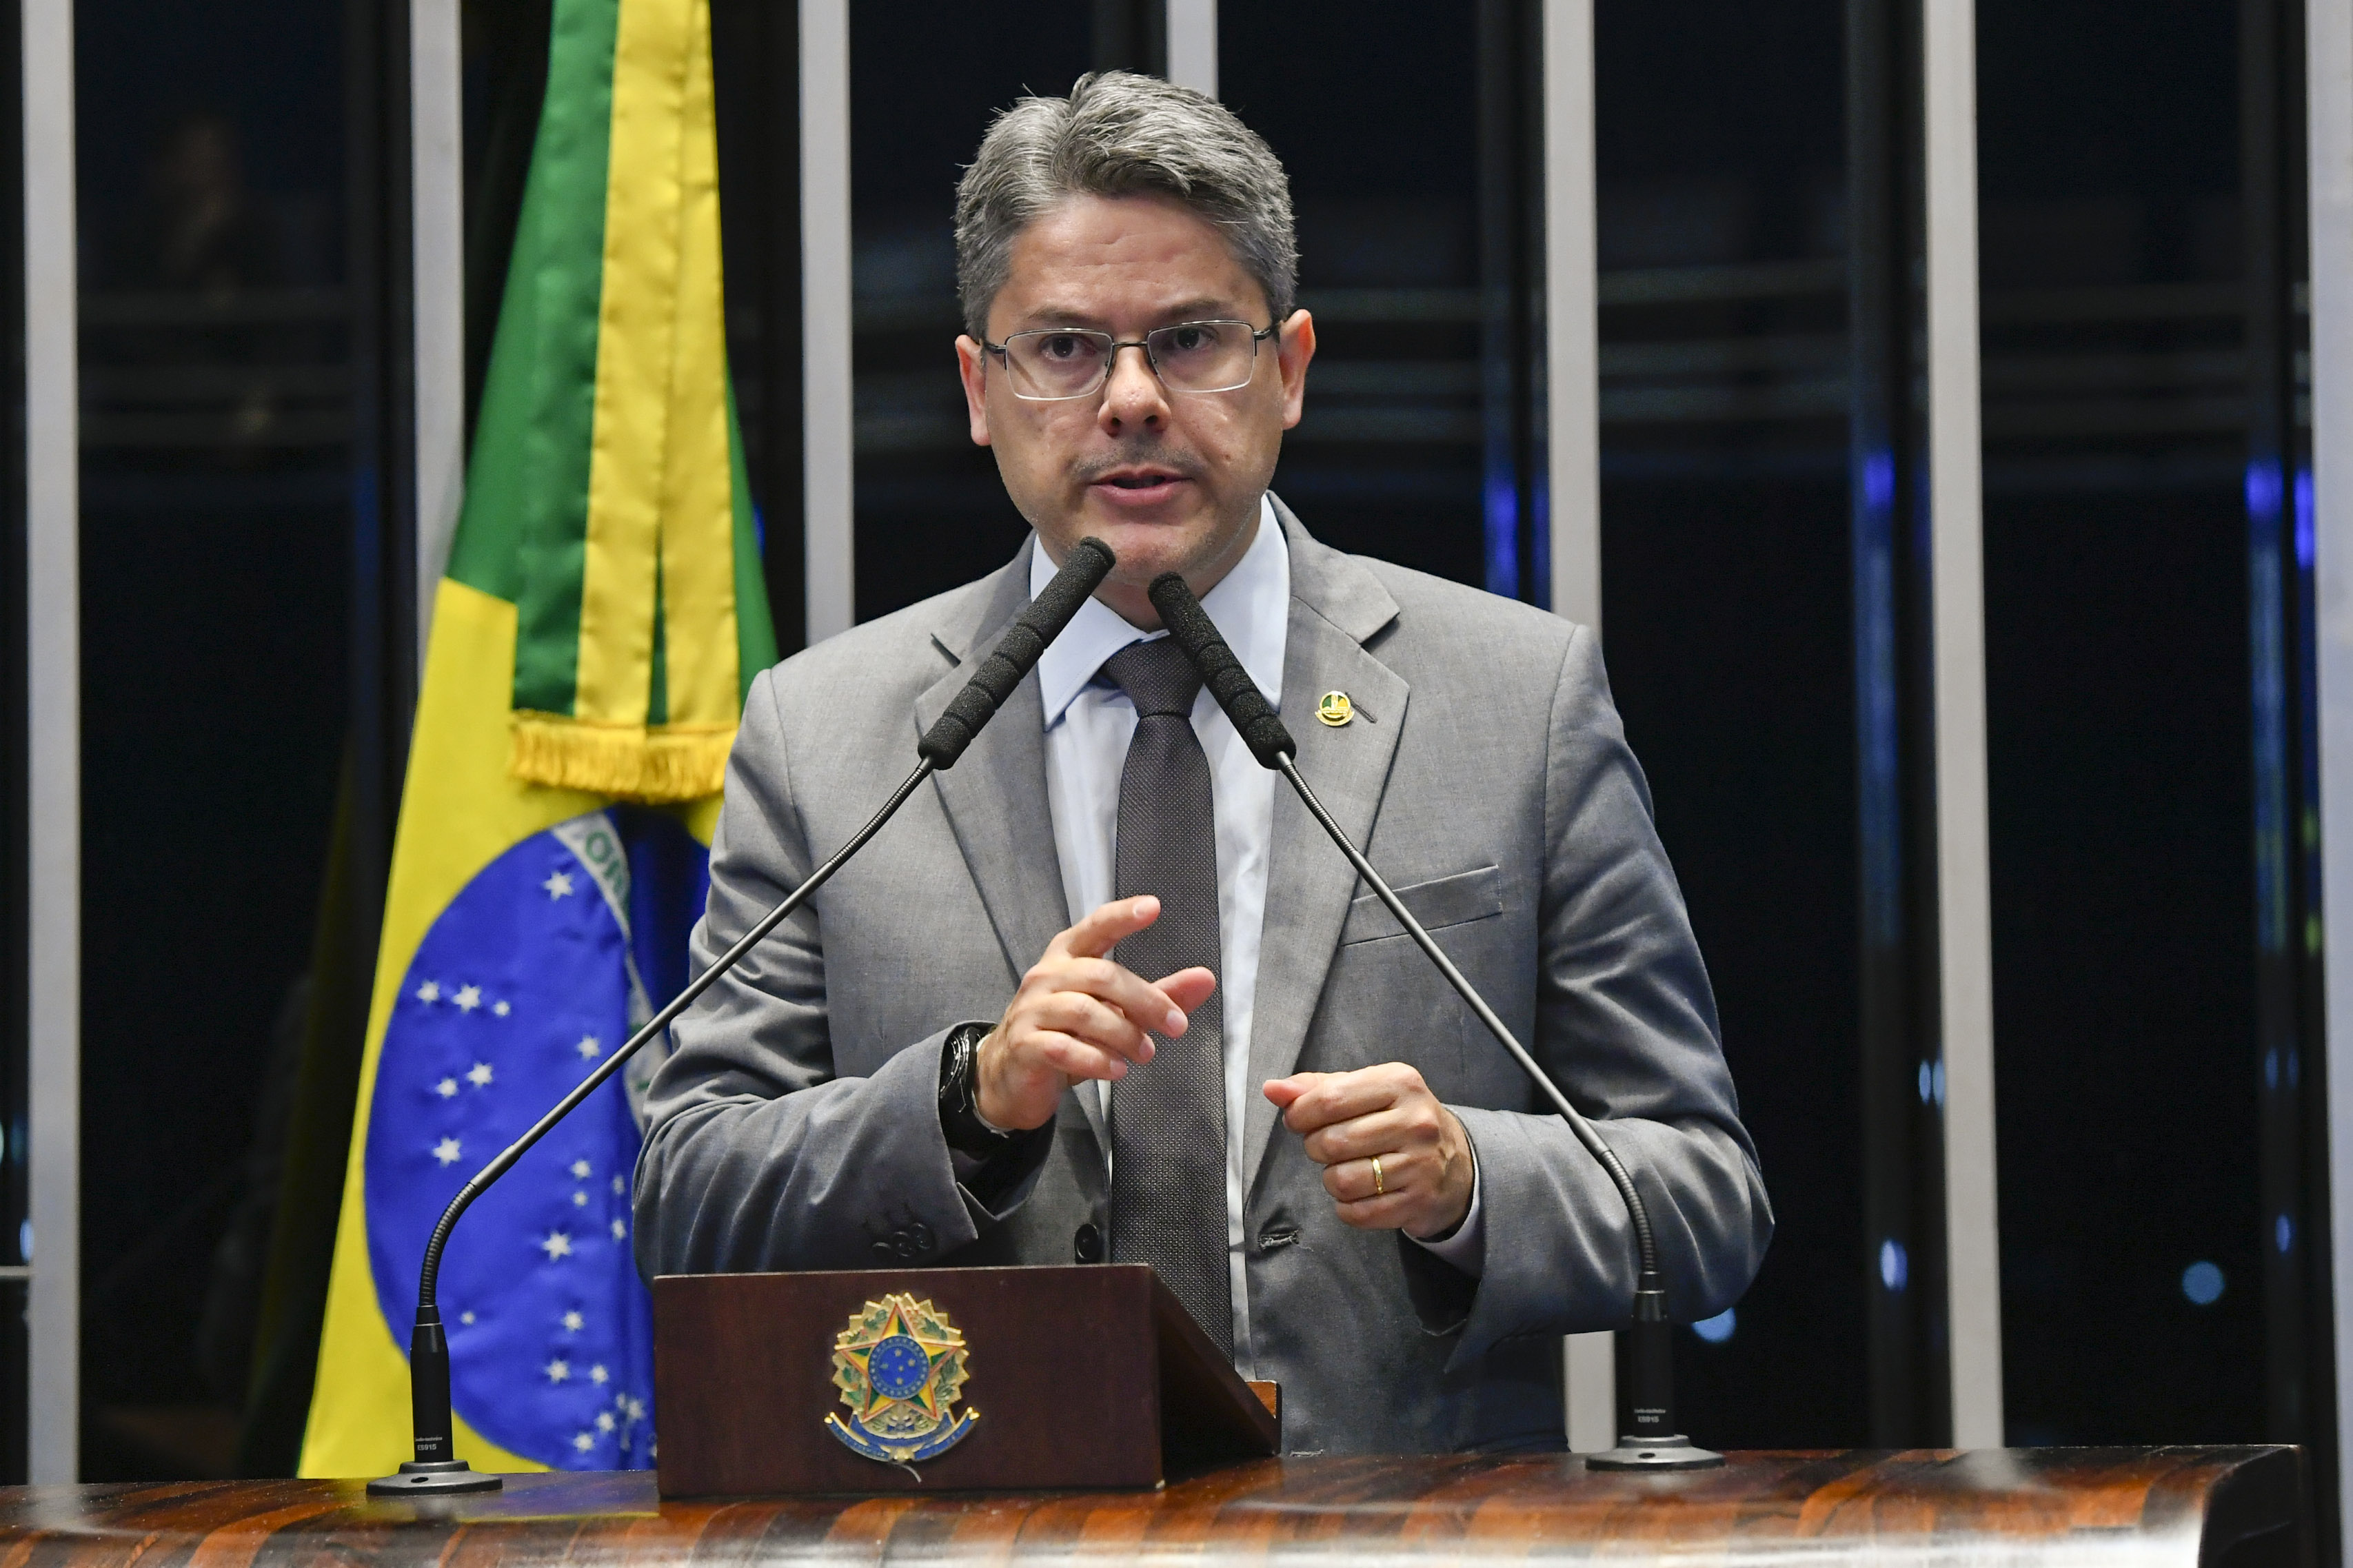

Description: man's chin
[1068,502,1212,565]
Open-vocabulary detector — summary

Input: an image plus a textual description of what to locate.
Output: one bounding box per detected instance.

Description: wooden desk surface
[0,1448,2300,1568]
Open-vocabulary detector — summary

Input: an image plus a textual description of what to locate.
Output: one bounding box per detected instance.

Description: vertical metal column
[412,0,464,656]
[1542,0,1610,1445]
[1542,0,1599,636]
[1848,0,2000,1447]
[800,0,853,642]
[1921,0,2003,1452]
[1165,0,1216,99]
[2313,0,2353,1528]
[19,0,71,1487]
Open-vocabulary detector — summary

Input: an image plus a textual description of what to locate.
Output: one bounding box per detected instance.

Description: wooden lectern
[652,1263,1279,1496]
[0,1449,2299,1566]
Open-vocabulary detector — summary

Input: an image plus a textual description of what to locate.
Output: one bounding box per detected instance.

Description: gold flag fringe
[508,711,734,804]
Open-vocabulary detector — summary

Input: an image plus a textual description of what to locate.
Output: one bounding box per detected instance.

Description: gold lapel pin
[1316,691,1353,728]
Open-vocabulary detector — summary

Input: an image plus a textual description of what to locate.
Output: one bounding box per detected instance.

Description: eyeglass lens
[1000,321,1260,399]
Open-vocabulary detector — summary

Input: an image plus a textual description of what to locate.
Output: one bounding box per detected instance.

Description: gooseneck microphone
[1146,569,1722,1473]
[372,537,1118,1496]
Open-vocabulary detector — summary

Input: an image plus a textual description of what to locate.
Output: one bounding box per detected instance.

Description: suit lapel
[1242,506,1406,1185]
[913,542,1070,996]
[913,540,1111,1154]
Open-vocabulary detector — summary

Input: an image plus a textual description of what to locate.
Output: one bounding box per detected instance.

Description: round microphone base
[367,1460,504,1496]
[1585,1435,1726,1472]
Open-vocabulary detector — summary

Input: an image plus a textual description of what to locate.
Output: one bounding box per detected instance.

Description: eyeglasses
[982,319,1279,401]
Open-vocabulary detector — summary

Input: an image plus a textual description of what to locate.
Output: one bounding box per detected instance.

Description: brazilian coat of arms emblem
[825,1292,979,1464]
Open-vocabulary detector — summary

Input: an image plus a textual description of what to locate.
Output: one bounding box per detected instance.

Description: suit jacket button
[1073,1223,1103,1263]
[907,1221,935,1254]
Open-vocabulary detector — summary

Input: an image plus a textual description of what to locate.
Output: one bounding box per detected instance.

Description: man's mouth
[1082,464,1193,507]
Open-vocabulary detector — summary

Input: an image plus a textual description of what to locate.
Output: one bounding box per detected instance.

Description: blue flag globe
[364,806,707,1469]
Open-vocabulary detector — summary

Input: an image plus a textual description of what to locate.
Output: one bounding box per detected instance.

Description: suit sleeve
[629,669,1047,1276]
[1418,621,1773,1366]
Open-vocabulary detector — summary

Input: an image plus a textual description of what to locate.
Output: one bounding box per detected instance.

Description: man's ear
[956,335,993,447]
[1277,309,1316,429]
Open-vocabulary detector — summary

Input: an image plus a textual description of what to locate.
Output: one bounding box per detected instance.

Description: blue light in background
[2181,1261,2225,1305]
[1484,472,1519,599]
[2248,458,2283,522]
[1864,450,1895,513]
[1879,1238,1908,1292]
[2277,1214,2294,1254]
[1692,1310,1736,1344]
[2296,467,2315,569]
[1530,472,1552,611]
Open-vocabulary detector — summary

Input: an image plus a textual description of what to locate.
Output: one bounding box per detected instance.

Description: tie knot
[1103,638,1202,719]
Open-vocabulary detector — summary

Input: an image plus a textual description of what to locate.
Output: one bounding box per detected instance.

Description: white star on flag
[572,1432,594,1453]
[611,1176,625,1195]
[572,1191,587,1208]
[576,1036,601,1059]
[460,1312,476,1325]
[467,1061,494,1087]
[590,1363,609,1385]
[432,1137,462,1167]
[492,1000,510,1017]
[454,985,483,1013]
[595,1412,615,1432]
[541,1231,572,1260]
[415,981,441,1004]
[435,1078,458,1099]
[543,870,575,899]
[571,1160,592,1179]
[623,1395,646,1421]
[561,1311,583,1332]
[610,1219,627,1241]
[545,1358,570,1383]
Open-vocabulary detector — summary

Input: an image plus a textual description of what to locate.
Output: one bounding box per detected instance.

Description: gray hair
[954,71,1297,342]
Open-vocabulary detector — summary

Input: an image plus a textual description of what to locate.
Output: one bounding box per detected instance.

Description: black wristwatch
[938,1021,1031,1159]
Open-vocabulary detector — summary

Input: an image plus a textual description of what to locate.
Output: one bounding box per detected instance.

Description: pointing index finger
[1055,897,1160,960]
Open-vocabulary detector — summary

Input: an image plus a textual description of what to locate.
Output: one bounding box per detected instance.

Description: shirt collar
[1031,492,1291,729]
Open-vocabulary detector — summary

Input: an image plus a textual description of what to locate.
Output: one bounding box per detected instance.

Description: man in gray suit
[635,72,1769,1456]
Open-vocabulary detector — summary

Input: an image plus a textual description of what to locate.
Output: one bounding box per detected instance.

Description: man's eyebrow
[1011,307,1110,329]
[1007,298,1248,332]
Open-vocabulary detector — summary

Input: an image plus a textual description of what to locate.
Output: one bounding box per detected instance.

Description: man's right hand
[973,896,1216,1132]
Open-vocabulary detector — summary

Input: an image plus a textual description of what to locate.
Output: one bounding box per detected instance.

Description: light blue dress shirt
[1028,495,1483,1370]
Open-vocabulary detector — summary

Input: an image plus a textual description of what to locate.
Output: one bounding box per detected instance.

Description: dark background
[35,0,2321,1494]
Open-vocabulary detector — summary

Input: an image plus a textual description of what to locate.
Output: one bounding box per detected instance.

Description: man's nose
[1098,342,1169,434]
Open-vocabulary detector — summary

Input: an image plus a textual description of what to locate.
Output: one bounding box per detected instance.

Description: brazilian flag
[301,0,774,1476]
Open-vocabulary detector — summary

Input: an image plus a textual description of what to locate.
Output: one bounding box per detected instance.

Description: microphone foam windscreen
[919,537,1116,767]
[1147,571,1297,768]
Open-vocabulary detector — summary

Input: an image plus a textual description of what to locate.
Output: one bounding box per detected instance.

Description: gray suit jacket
[634,502,1771,1455]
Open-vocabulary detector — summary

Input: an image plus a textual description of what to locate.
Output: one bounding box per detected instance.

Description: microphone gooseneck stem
[1273,753,1686,1452]
[1271,755,1661,1280]
[381,536,1120,1491]
[1144,566,1710,1465]
[410,757,937,1325]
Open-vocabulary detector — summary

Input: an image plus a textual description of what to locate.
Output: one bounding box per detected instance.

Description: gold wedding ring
[1371,1155,1386,1197]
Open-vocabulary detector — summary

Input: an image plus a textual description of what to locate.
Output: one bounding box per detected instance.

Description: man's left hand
[1264,1065,1474,1240]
